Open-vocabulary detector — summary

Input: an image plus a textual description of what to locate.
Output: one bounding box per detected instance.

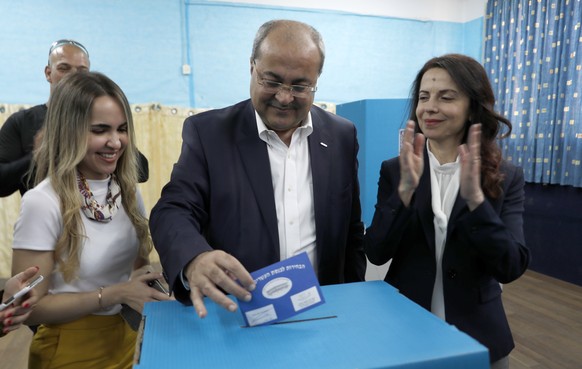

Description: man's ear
[44,65,52,83]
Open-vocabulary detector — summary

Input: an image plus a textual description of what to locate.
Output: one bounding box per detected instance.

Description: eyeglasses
[254,64,317,98]
[48,39,89,61]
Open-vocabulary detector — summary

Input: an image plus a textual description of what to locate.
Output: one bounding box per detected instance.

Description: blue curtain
[484,0,582,187]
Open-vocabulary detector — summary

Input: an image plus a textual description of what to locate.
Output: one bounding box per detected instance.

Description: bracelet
[98,286,105,311]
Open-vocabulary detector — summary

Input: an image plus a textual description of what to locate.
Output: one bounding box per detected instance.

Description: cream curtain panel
[0,101,335,278]
[0,104,31,278]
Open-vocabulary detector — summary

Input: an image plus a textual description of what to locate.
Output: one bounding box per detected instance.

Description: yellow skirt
[29,314,136,369]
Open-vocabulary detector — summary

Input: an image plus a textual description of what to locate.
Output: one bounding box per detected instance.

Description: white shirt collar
[255,111,313,144]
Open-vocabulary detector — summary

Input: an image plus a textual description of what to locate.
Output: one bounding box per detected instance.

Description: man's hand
[185,250,256,318]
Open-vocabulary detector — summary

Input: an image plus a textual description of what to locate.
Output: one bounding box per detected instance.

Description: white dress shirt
[255,111,318,272]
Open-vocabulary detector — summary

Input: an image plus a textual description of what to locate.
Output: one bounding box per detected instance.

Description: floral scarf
[77,171,121,222]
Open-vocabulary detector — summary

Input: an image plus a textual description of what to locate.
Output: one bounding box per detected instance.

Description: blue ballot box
[134,281,489,369]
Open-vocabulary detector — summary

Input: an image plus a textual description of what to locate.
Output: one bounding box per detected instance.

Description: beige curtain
[132,104,206,219]
[0,104,32,277]
[0,101,335,278]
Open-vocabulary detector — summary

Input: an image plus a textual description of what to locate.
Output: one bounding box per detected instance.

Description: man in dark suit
[150,19,366,318]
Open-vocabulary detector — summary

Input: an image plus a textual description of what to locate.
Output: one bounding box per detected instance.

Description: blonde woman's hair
[33,71,152,282]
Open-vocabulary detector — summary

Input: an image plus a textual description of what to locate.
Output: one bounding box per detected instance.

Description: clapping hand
[398,120,426,207]
[458,123,485,211]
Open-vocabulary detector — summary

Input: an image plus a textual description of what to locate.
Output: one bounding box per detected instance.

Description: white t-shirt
[12,177,145,315]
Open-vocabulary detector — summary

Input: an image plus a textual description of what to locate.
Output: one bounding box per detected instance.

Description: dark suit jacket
[150,99,366,303]
[365,152,530,362]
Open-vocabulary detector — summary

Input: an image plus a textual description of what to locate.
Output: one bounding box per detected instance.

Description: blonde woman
[11,71,170,369]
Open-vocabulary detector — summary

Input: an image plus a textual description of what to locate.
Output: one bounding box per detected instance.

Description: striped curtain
[483,0,582,186]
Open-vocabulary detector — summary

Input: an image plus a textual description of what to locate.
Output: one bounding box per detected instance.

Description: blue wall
[337,99,409,226]
[0,0,186,106]
[0,0,484,108]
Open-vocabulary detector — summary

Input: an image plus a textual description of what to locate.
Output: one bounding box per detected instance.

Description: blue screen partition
[336,99,410,226]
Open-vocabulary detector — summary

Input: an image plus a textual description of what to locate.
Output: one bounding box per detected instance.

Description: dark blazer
[150,99,366,303]
[365,152,530,362]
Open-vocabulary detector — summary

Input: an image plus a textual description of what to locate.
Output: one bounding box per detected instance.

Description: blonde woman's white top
[13,177,145,315]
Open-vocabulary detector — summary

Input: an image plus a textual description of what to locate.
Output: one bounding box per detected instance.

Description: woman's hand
[398,120,426,207]
[1,266,41,336]
[458,123,485,211]
[101,271,172,314]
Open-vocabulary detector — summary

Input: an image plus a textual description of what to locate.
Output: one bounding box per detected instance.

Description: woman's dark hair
[408,53,511,198]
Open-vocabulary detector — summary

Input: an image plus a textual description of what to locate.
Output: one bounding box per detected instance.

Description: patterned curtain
[483,0,582,186]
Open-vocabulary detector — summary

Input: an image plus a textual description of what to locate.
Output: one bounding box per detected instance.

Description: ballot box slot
[240,314,337,328]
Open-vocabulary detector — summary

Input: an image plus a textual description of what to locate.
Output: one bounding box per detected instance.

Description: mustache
[268,100,298,109]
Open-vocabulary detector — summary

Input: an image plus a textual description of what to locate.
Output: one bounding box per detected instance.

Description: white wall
[214,0,487,22]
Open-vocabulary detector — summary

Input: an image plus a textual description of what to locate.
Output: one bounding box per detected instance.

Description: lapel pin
[320,142,328,147]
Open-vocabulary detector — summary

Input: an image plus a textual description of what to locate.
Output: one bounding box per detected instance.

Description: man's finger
[194,281,239,315]
[214,254,255,292]
[190,287,208,318]
[206,265,252,303]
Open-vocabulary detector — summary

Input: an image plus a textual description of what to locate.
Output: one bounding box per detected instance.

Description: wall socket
[182,64,191,75]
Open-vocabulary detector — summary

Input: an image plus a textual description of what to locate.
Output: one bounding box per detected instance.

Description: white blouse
[427,141,460,320]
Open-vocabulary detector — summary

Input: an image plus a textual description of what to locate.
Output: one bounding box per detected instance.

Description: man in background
[0,39,148,197]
